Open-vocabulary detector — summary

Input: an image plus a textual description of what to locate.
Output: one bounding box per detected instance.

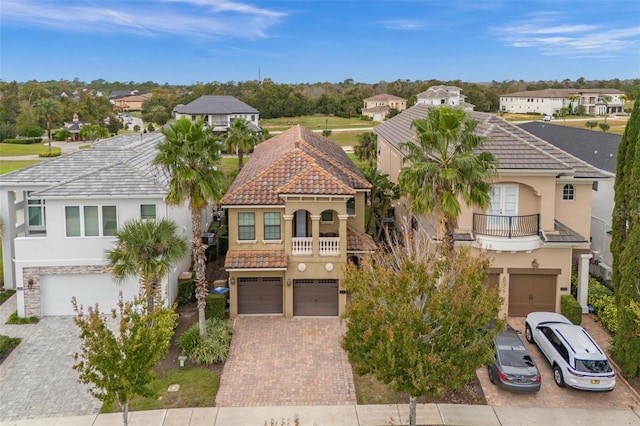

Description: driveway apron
[0,294,102,422]
[216,316,357,407]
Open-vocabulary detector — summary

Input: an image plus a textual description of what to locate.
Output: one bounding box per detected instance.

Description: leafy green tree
[0,81,21,124]
[568,95,579,114]
[155,117,225,338]
[585,120,598,129]
[33,97,61,152]
[106,218,187,314]
[611,101,640,376]
[343,227,502,426]
[355,131,377,168]
[73,294,177,426]
[79,124,109,142]
[398,106,497,251]
[599,122,610,133]
[19,124,44,138]
[106,114,122,135]
[0,123,17,142]
[225,117,259,172]
[575,104,587,116]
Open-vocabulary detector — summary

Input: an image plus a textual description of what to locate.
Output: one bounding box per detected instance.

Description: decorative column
[311,215,321,255]
[283,214,293,254]
[577,253,592,314]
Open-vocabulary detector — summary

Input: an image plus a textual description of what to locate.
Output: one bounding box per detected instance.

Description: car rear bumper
[495,378,541,393]
[565,375,615,391]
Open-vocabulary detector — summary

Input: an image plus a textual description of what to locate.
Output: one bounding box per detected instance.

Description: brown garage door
[293,279,338,316]
[238,277,283,314]
[509,274,557,316]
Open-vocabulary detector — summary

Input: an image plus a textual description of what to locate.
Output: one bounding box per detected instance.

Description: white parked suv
[525,312,615,391]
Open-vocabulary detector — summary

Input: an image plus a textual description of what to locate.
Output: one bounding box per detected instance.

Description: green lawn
[101,368,219,412]
[552,118,628,135]
[326,130,368,147]
[261,116,374,132]
[0,143,61,157]
[0,160,42,175]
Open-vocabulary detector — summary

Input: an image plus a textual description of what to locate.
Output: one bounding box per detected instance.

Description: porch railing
[292,237,313,255]
[291,237,341,256]
[473,213,540,238]
[319,237,340,256]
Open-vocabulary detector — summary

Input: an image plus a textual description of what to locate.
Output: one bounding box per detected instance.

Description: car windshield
[497,346,535,368]
[575,359,612,373]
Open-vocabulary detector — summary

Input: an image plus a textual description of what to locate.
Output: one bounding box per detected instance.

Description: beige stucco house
[362,94,407,121]
[375,104,610,317]
[221,125,375,318]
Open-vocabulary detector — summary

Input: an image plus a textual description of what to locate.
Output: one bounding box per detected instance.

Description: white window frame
[65,205,118,238]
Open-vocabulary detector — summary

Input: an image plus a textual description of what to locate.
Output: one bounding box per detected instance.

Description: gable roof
[221,125,371,206]
[374,104,608,179]
[174,95,258,115]
[364,93,406,102]
[0,133,169,198]
[517,122,620,175]
[417,85,461,98]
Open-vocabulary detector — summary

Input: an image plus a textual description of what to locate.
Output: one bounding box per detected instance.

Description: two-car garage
[236,277,339,316]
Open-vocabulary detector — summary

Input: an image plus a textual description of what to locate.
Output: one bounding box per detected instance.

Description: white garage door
[40,274,139,316]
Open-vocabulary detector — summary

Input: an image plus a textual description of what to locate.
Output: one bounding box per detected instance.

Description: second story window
[65,205,117,237]
[238,212,255,240]
[562,184,575,201]
[347,198,356,215]
[321,210,334,223]
[141,204,156,221]
[27,193,46,235]
[263,212,281,240]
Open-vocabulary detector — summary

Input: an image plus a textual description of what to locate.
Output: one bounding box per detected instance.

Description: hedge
[588,277,618,333]
[1,138,43,144]
[38,151,61,158]
[561,295,582,325]
[176,277,196,306]
[205,293,227,320]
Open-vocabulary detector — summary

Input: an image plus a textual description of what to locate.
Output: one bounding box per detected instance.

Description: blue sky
[1,0,639,85]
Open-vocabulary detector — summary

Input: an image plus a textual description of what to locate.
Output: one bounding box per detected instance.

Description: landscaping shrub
[561,295,582,325]
[1,138,42,144]
[19,125,44,138]
[588,277,618,333]
[7,311,39,324]
[205,294,226,320]
[176,278,196,306]
[53,129,71,141]
[0,289,16,306]
[38,151,61,158]
[0,123,17,142]
[322,129,332,137]
[0,335,21,358]
[176,318,233,365]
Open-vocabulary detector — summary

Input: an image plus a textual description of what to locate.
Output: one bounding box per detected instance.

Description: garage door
[508,274,557,317]
[293,279,338,316]
[237,278,283,314]
[40,274,138,316]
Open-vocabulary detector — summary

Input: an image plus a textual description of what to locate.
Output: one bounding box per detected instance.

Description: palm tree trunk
[192,208,208,338]
[443,217,457,253]
[238,149,244,172]
[46,119,52,152]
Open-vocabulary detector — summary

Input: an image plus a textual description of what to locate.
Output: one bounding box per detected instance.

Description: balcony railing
[291,236,341,256]
[473,213,540,238]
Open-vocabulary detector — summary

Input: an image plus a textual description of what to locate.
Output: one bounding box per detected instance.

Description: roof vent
[594,150,598,155]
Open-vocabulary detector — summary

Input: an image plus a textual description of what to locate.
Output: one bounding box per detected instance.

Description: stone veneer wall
[22,265,109,317]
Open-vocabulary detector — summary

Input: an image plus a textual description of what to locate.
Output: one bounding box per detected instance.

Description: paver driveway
[0,294,101,422]
[215,316,357,407]
[479,315,640,410]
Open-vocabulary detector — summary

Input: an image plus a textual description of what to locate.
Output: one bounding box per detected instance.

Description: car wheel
[525,323,534,343]
[488,366,495,384]
[553,365,565,387]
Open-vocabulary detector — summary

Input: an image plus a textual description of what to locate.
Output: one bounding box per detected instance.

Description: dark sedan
[488,326,541,393]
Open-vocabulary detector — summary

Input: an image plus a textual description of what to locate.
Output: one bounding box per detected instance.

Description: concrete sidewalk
[3,404,640,426]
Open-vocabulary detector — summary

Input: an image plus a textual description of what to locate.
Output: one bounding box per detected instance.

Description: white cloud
[1,0,287,40]
[376,19,427,31]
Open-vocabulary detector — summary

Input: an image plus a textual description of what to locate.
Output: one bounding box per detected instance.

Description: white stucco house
[173,95,261,133]
[500,88,625,117]
[415,85,475,111]
[0,132,208,317]
[518,122,619,283]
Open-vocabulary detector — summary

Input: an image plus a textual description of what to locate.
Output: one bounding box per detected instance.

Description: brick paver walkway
[479,315,640,410]
[215,316,356,407]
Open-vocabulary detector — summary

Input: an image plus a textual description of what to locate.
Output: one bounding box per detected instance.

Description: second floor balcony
[292,236,341,256]
[473,213,540,238]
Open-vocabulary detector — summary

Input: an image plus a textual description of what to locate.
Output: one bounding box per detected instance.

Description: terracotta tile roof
[363,105,390,114]
[347,226,377,252]
[365,93,406,102]
[374,104,608,179]
[222,125,370,206]
[224,250,288,269]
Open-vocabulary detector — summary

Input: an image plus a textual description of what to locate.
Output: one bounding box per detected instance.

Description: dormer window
[563,184,575,201]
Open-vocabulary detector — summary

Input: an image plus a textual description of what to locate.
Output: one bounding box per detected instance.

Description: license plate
[591,379,600,384]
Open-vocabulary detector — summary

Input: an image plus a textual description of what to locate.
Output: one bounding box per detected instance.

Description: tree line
[1,77,639,136]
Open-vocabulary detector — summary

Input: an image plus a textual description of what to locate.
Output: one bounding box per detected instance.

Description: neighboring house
[518,122,620,283]
[221,125,375,318]
[415,85,475,111]
[0,133,201,317]
[500,88,625,117]
[112,93,152,112]
[62,113,90,141]
[375,104,610,317]
[109,90,139,100]
[173,95,261,132]
[362,94,407,121]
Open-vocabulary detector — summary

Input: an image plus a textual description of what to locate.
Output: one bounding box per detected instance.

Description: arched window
[563,184,575,201]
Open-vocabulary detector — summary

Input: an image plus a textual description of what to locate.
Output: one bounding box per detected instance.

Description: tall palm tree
[398,107,497,252]
[154,117,225,338]
[377,177,400,242]
[355,132,378,168]
[33,97,61,152]
[601,95,612,122]
[106,218,188,314]
[225,118,259,172]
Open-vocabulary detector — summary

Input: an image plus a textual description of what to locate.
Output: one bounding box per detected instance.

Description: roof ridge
[276,161,355,195]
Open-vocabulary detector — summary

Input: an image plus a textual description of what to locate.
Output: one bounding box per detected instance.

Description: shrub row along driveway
[479,315,640,410]
[0,295,101,422]
[216,316,357,407]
